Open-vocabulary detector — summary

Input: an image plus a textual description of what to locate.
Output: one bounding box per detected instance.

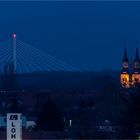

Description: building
[121,48,140,88]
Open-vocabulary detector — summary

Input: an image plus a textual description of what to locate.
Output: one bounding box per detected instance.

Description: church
[121,48,140,88]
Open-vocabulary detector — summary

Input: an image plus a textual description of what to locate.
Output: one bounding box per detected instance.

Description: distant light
[13,33,16,38]
[69,120,72,127]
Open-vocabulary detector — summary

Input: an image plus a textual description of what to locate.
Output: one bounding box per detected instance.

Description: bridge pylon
[12,33,17,79]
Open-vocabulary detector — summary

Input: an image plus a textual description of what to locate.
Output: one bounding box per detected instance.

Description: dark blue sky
[0,1,140,71]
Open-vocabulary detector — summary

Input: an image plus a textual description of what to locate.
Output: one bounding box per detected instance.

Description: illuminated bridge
[0,34,78,74]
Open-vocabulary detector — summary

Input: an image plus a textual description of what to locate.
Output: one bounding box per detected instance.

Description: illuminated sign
[7,113,22,140]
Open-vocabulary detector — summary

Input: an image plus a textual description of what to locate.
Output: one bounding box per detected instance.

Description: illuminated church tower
[132,48,140,84]
[120,48,130,88]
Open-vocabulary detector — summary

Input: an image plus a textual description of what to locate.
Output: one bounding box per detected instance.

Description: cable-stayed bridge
[0,34,78,74]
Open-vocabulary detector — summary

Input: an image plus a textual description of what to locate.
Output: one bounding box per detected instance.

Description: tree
[129,85,140,138]
[2,62,17,91]
[36,97,64,131]
[6,95,22,113]
[119,86,140,139]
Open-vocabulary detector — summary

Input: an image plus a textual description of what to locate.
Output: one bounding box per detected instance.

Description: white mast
[12,33,16,77]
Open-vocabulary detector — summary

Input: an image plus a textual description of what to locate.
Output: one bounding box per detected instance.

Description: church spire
[134,48,140,73]
[135,48,139,61]
[123,47,128,62]
[121,48,130,88]
[124,47,127,58]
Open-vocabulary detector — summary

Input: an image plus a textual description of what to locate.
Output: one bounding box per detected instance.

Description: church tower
[120,48,130,88]
[132,48,140,84]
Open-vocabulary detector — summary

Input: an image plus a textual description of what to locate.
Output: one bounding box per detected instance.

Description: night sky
[0,1,140,71]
